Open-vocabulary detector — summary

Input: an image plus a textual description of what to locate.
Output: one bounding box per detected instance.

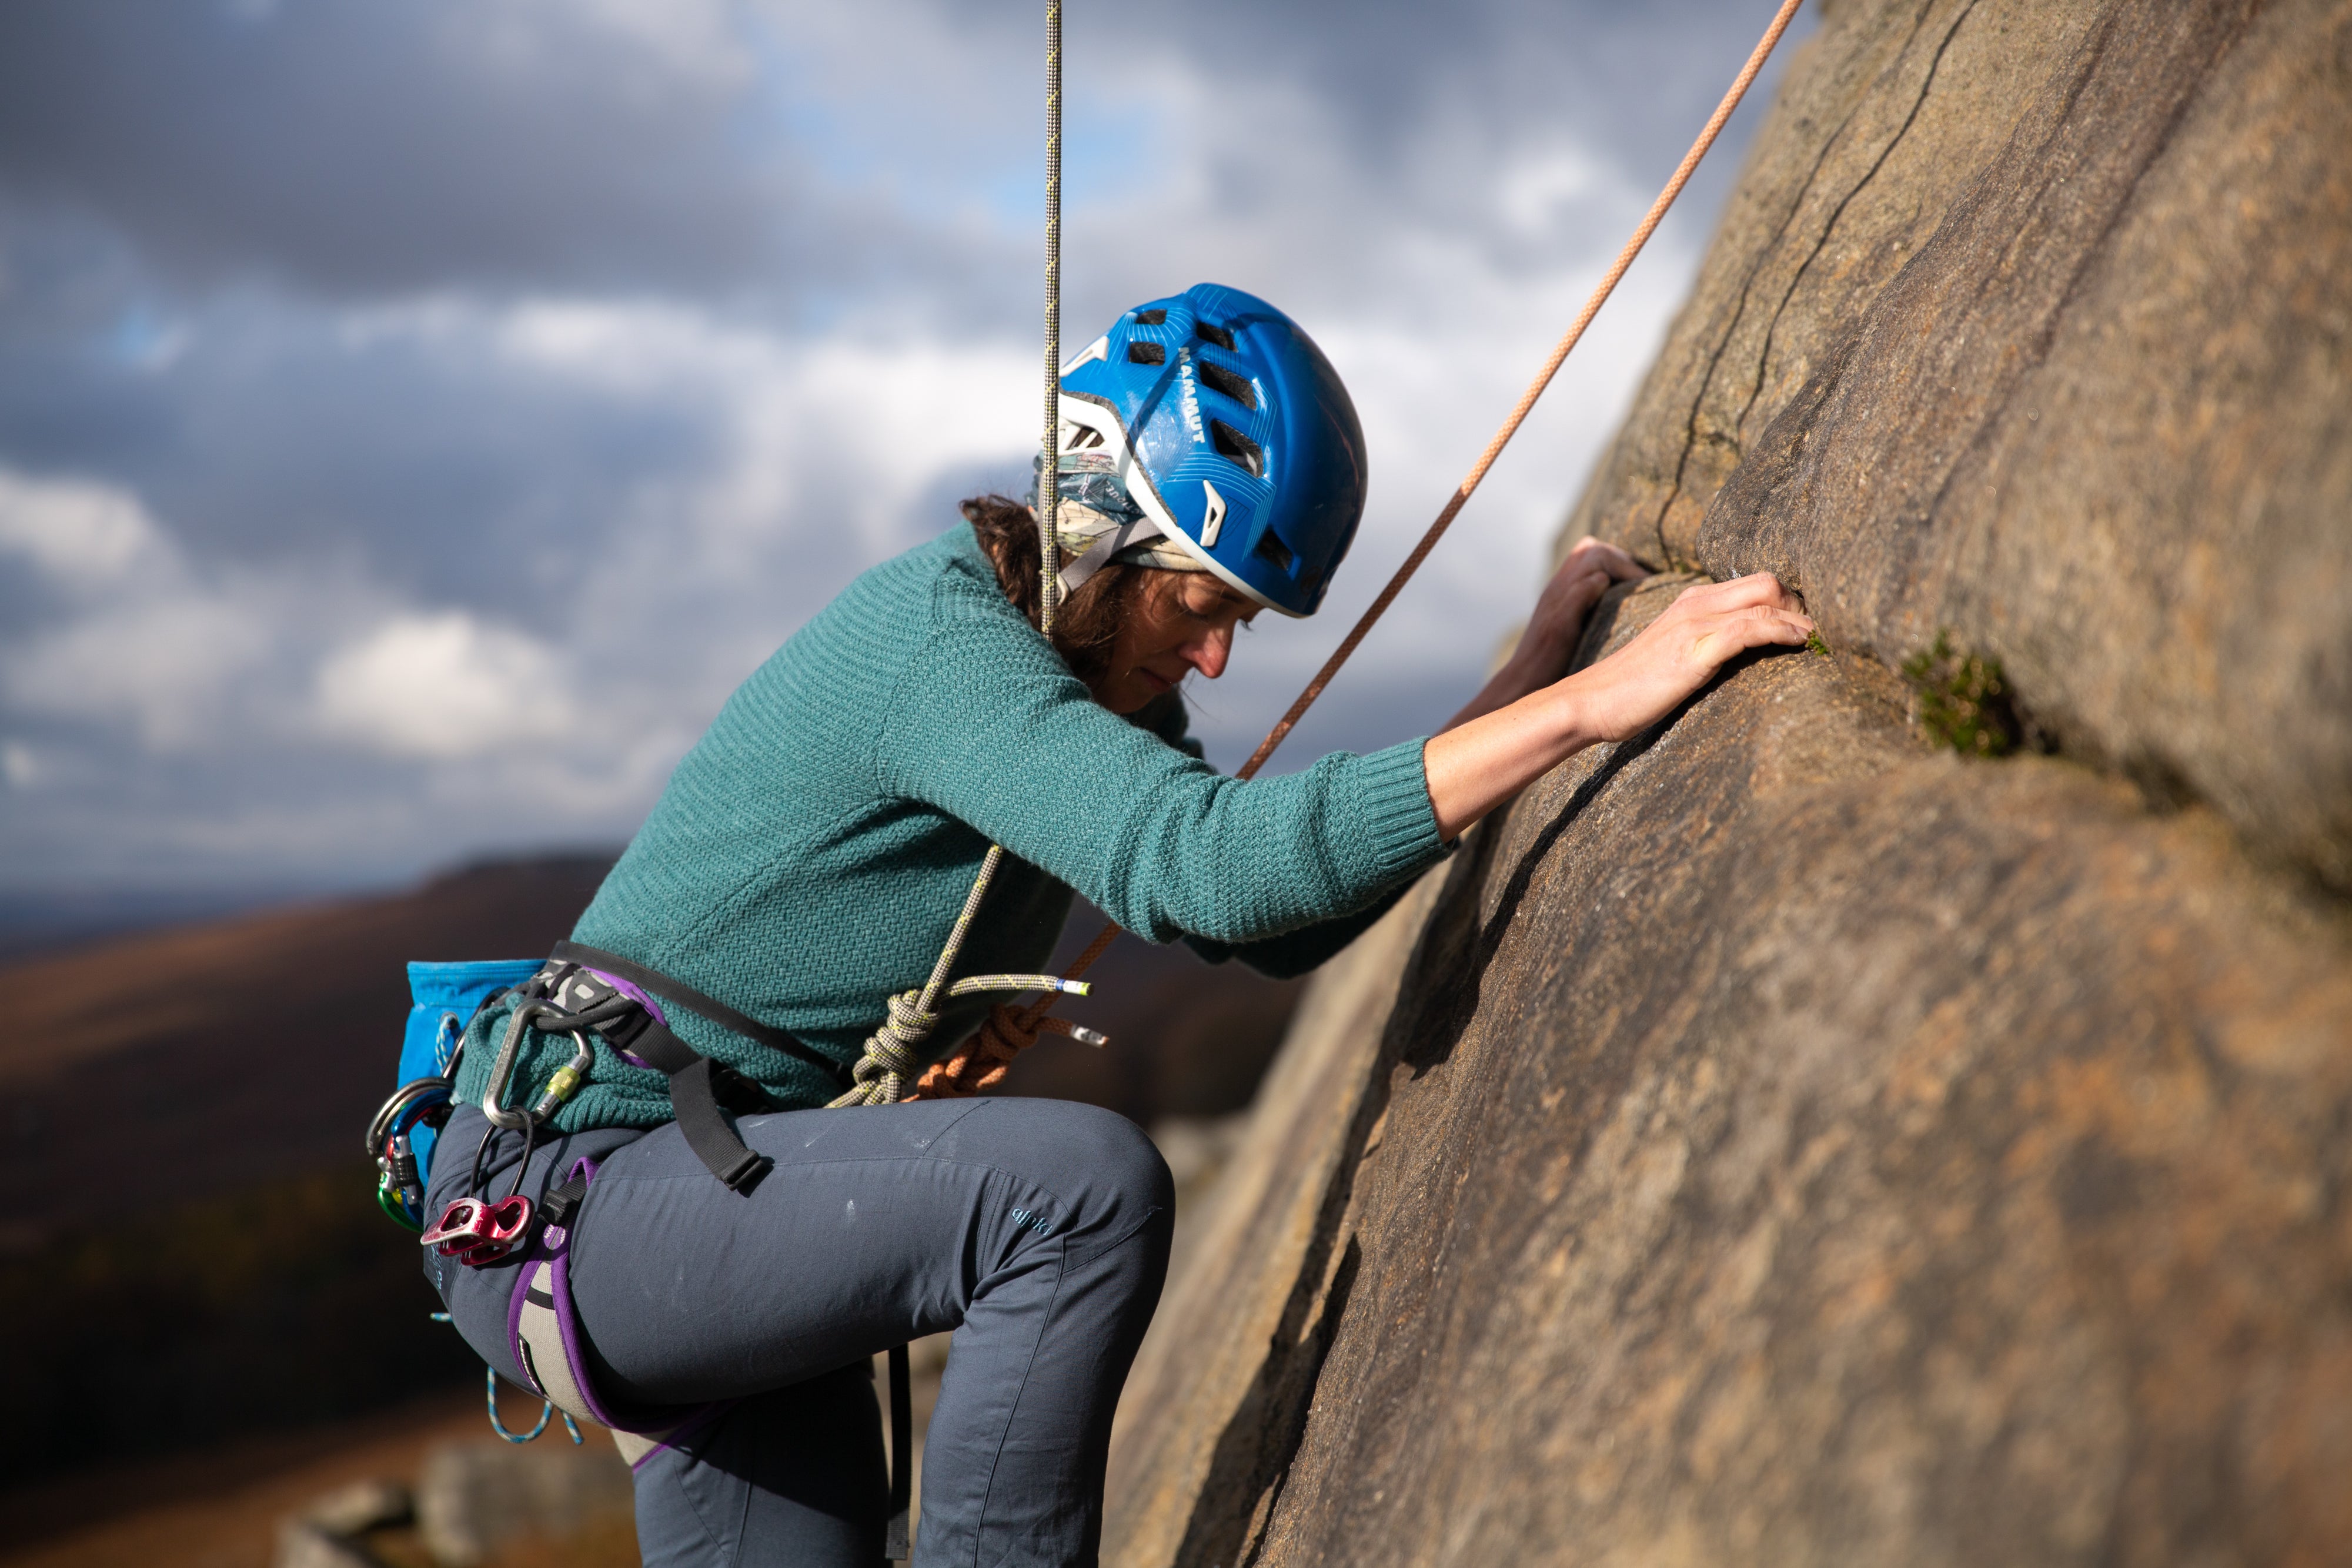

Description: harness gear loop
[485,1366,556,1445]
[921,0,1808,1082]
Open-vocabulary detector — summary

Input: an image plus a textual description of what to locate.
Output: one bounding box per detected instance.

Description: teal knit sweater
[453,524,1448,1130]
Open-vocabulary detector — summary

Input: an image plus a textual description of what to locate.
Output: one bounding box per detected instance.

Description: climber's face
[1092,570,1259,714]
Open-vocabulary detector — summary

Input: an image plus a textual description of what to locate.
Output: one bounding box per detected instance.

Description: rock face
[1102,2,2352,1564]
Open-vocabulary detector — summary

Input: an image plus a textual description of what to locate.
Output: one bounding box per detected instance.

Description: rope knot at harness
[832,979,1104,1109]
[833,989,938,1108]
[829,844,1101,1110]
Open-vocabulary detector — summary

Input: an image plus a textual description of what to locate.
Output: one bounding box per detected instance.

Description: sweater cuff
[1353,737,1447,884]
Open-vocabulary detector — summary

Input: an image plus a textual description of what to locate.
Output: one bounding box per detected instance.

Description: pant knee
[1077,1106,1176,1256]
[972,1099,1173,1260]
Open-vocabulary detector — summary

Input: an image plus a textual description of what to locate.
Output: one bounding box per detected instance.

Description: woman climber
[420,282,1814,1566]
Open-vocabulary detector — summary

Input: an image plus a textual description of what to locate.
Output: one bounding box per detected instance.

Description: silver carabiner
[480,999,555,1129]
[482,998,599,1130]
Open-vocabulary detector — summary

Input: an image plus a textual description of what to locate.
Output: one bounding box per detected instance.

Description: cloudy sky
[0,0,1805,897]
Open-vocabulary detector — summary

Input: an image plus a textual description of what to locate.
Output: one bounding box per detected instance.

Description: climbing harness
[375,957,894,1524]
[379,947,968,1553]
[442,945,849,1199]
[504,1154,734,1468]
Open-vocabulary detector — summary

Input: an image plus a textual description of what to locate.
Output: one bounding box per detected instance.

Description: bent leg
[566,1096,1173,1567]
[633,1365,888,1568]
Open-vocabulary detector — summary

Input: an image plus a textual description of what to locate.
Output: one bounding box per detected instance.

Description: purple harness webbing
[506,1155,730,1470]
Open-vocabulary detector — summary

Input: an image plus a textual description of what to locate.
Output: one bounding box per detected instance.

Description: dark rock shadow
[1170,1236,1363,1568]
[1398,718,1668,1080]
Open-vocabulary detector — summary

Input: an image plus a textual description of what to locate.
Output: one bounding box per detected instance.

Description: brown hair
[962,493,1154,688]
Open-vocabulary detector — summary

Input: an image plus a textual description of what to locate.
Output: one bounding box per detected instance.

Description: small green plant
[1902,631,2016,757]
[1805,631,1832,657]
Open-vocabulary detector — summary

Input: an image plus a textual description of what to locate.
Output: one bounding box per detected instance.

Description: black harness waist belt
[547,941,848,1195]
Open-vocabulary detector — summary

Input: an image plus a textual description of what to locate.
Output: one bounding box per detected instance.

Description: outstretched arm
[1444,534,1649,731]
[1424,560,1813,841]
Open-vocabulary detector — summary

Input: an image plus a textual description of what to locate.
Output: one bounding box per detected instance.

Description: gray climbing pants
[425,1095,1174,1567]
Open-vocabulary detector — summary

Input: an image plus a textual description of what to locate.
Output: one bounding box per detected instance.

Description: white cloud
[12,592,271,749]
[0,468,275,748]
[315,611,574,759]
[1499,144,1612,237]
[0,469,168,590]
[477,293,1035,588]
[436,0,754,97]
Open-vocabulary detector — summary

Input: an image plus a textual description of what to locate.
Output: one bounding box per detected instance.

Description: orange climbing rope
[914,0,1806,1097]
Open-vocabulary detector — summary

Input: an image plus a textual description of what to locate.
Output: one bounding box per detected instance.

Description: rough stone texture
[1105,872,1448,1564]
[1572,0,2352,890]
[1103,1,2352,1563]
[295,1477,413,1537]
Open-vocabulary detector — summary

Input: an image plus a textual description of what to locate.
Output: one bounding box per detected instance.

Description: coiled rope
[864,0,1805,1102]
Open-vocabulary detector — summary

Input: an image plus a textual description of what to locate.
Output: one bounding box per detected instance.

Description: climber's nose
[1184,626,1232,681]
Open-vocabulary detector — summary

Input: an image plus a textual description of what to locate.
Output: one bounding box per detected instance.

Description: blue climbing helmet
[1056,283,1367,617]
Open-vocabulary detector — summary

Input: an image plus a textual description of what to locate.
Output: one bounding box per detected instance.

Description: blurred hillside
[0,855,616,1251]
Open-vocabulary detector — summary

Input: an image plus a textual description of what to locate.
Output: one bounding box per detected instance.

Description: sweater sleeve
[1181,877,1417,977]
[875,566,1446,946]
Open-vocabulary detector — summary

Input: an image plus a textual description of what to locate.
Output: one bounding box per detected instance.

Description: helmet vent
[1196,322,1236,351]
[1133,309,1168,325]
[1127,341,1167,366]
[1210,420,1264,477]
[1254,529,1295,574]
[1197,360,1257,410]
